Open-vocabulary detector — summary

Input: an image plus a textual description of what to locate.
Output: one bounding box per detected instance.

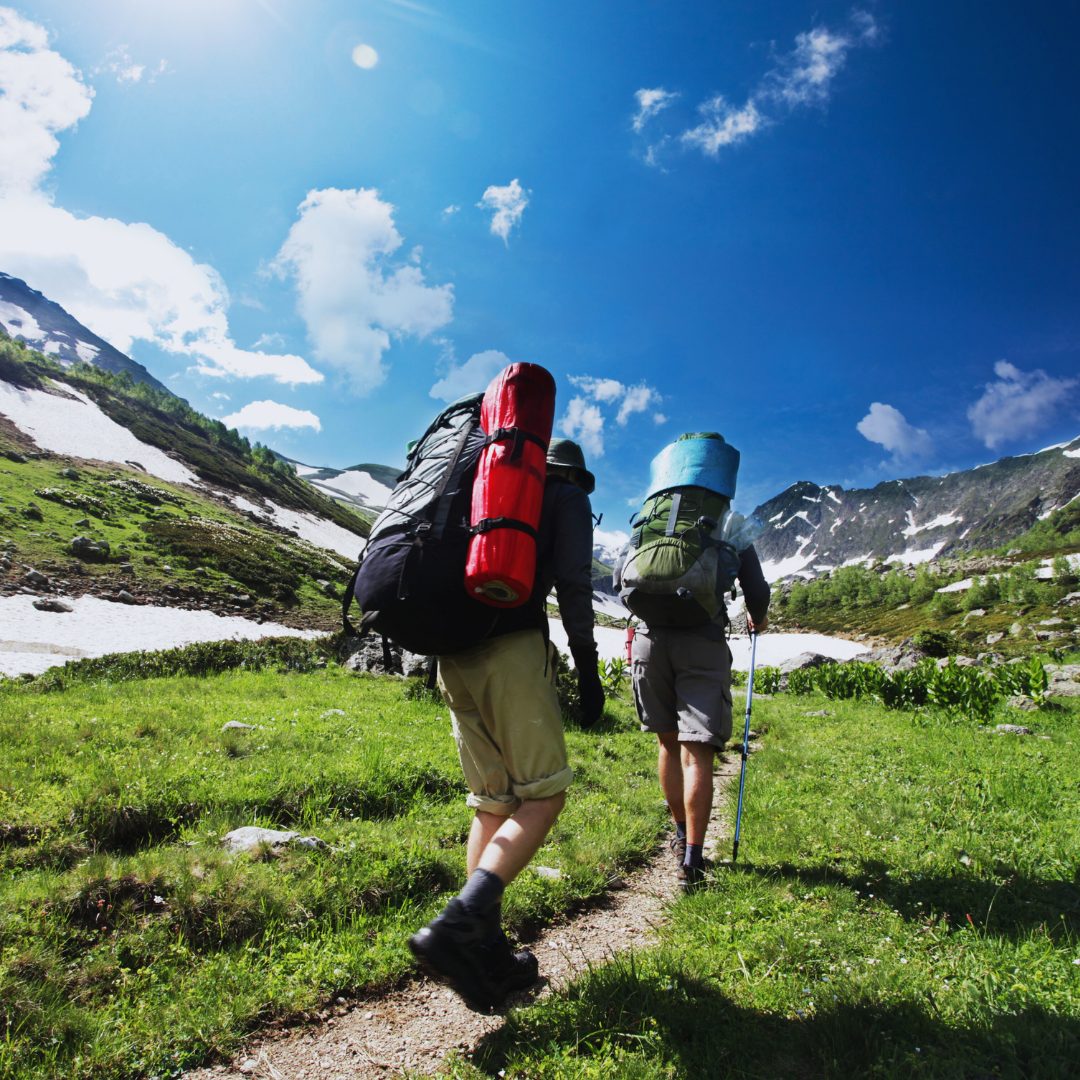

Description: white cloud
[856,402,934,463]
[478,178,528,244]
[616,383,661,425]
[653,412,668,425]
[442,204,459,217]
[221,400,322,432]
[0,10,321,386]
[559,397,605,458]
[658,11,877,161]
[0,7,93,196]
[967,361,1078,451]
[569,375,625,404]
[212,392,230,400]
[632,87,678,132]
[272,187,455,395]
[94,47,144,84]
[430,348,510,402]
[681,97,763,156]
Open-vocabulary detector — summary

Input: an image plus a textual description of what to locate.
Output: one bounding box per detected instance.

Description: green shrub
[911,628,952,657]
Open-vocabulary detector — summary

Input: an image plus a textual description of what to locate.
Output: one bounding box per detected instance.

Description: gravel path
[186,751,749,1080]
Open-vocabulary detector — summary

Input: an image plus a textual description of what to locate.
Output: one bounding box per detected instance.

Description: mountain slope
[751,439,1080,579]
[0,273,171,394]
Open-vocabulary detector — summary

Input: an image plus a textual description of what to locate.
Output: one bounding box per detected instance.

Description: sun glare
[352,43,379,69]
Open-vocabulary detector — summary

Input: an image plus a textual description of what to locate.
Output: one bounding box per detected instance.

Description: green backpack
[615,486,742,628]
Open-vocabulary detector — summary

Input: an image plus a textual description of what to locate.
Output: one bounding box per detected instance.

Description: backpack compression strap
[470,516,539,540]
[484,426,547,462]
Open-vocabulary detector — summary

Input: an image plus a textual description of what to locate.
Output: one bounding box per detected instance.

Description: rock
[803,710,834,717]
[1007,548,1022,556]
[1010,621,1025,636]
[1040,617,1064,626]
[5,451,27,463]
[962,608,987,622]
[1007,696,1039,711]
[194,567,208,577]
[60,467,80,480]
[955,656,979,666]
[220,826,326,853]
[996,723,1033,735]
[24,569,49,588]
[71,535,109,560]
[340,636,432,678]
[32,598,73,612]
[22,504,43,521]
[238,1060,258,1076]
[74,517,90,527]
[1047,631,1069,640]
[778,651,836,674]
[120,562,134,574]
[986,632,1004,645]
[976,652,1005,665]
[116,590,137,605]
[233,594,253,607]
[532,865,563,879]
[222,721,256,731]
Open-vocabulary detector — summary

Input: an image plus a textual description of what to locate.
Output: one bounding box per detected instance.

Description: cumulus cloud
[478,178,528,243]
[430,348,510,401]
[856,402,934,463]
[559,397,606,458]
[560,375,665,456]
[967,361,1078,451]
[0,7,93,196]
[0,10,321,385]
[272,188,455,395]
[632,87,678,132]
[94,47,145,84]
[642,11,877,165]
[221,400,322,432]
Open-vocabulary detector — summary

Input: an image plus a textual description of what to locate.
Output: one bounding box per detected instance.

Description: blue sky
[2,1,1080,534]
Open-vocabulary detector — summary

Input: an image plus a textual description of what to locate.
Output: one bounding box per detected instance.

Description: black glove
[576,667,605,729]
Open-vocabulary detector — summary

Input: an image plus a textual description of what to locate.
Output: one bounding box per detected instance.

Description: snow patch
[592,591,627,620]
[727,633,869,671]
[902,512,959,537]
[74,340,100,363]
[826,489,842,504]
[310,470,394,507]
[292,462,323,476]
[937,578,973,593]
[0,380,199,485]
[887,541,948,566]
[0,596,320,678]
[0,301,46,342]
[1063,448,1080,460]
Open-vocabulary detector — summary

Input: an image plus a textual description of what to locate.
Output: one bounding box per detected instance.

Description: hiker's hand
[578,669,605,728]
[748,613,769,633]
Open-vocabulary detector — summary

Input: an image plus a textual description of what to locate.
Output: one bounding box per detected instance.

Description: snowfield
[0,379,199,485]
[229,495,366,561]
[310,470,394,507]
[0,596,321,678]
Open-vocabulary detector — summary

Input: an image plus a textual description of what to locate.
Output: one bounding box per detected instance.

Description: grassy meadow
[459,689,1080,1079]
[0,667,662,1080]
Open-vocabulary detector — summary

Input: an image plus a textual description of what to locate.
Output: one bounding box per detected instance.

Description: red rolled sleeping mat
[465,363,557,607]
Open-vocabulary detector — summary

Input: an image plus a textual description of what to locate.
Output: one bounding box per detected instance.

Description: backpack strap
[665,492,683,536]
[342,562,363,636]
[470,516,539,540]
[484,426,547,462]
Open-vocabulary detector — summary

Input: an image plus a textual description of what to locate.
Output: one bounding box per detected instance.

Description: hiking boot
[669,835,687,864]
[408,899,538,1012]
[677,862,708,893]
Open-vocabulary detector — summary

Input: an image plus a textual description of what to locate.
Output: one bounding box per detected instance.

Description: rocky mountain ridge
[0,273,171,395]
[751,439,1080,580]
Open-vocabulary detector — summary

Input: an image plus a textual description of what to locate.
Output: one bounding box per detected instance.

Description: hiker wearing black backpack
[615,433,770,891]
[408,435,603,1008]
[347,374,603,1011]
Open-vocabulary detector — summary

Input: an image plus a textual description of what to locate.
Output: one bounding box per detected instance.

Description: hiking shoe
[677,862,708,893]
[408,899,538,1012]
[669,835,687,864]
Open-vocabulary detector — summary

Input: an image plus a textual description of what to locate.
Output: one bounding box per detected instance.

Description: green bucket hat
[546,438,596,495]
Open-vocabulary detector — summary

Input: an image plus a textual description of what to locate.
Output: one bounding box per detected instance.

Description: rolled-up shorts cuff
[514,764,574,802]
[466,792,521,816]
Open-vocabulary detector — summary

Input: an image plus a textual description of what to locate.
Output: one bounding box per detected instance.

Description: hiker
[615,433,770,890]
[409,436,604,1010]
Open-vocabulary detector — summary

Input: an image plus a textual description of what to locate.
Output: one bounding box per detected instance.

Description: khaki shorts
[631,626,733,748]
[437,630,573,815]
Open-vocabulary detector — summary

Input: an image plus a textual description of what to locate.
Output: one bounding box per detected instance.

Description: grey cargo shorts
[630,626,733,748]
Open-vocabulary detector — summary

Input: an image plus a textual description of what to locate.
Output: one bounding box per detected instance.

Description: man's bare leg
[657,731,686,824]
[681,741,716,847]
[467,792,565,884]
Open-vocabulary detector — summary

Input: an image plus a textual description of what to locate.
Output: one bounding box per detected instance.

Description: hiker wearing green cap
[616,433,771,891]
[409,436,604,1012]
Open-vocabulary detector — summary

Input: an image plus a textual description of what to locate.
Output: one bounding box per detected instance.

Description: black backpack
[342,392,501,656]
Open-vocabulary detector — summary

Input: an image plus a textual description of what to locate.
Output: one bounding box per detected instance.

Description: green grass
[458,693,1080,1079]
[0,669,663,1080]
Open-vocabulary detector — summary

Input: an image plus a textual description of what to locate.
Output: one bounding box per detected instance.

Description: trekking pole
[730,629,757,866]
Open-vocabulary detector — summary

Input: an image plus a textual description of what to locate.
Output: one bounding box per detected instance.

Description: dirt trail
[186,752,747,1080]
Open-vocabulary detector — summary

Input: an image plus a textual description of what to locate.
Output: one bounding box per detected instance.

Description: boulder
[995,724,1033,735]
[71,535,109,561]
[32,599,73,613]
[22,504,43,522]
[1007,695,1039,711]
[1009,621,1025,636]
[119,562,134,574]
[339,635,432,678]
[962,608,987,623]
[778,651,836,674]
[74,518,90,527]
[986,632,1004,645]
[220,827,328,853]
[117,590,137,605]
[222,720,256,731]
[60,468,79,480]
[24,569,48,588]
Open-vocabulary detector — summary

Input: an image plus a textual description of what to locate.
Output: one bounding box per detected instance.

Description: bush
[911,628,952,657]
